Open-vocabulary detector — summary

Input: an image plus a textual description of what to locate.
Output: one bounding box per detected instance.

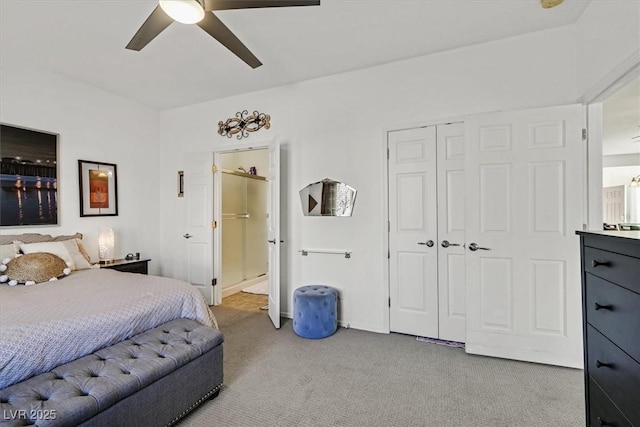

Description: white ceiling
[0,0,592,111]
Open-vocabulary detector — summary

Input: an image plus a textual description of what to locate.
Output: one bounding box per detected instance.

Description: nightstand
[100,258,150,275]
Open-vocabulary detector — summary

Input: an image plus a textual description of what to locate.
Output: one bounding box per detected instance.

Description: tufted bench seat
[0,318,224,427]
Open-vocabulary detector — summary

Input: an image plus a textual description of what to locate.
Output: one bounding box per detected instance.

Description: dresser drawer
[586,275,640,362]
[587,325,640,425]
[588,378,633,427]
[584,246,640,294]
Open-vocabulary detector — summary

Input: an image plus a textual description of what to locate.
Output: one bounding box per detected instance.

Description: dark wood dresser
[576,231,640,427]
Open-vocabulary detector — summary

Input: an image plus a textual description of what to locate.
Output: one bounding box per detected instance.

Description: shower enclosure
[221,169,268,295]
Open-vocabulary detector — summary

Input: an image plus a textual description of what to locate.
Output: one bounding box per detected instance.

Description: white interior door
[184,152,215,305]
[464,104,585,368]
[267,140,281,328]
[388,126,439,338]
[436,123,466,343]
[602,185,625,224]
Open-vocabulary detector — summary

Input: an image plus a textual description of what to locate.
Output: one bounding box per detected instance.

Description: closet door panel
[464,104,584,368]
[437,123,466,343]
[389,126,439,338]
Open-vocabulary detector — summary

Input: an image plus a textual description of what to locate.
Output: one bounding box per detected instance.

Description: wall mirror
[299,178,357,216]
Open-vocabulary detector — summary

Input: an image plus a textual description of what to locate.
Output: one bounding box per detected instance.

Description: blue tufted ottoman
[293,285,338,339]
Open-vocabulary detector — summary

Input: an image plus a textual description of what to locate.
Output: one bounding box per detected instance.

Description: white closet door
[464,104,585,368]
[436,123,466,343]
[388,126,439,338]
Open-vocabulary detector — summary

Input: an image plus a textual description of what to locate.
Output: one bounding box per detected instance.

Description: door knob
[417,240,434,247]
[268,239,276,244]
[183,233,193,239]
[441,240,461,248]
[468,243,490,251]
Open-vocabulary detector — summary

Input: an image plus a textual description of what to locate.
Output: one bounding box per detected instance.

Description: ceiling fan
[126,0,320,68]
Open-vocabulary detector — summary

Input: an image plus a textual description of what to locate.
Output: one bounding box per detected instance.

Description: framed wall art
[0,123,59,227]
[78,160,118,217]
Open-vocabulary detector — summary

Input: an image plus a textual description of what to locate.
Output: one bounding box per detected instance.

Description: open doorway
[219,149,269,300]
[602,76,640,229]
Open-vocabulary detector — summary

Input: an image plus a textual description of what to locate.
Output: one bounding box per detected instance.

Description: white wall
[603,166,640,188]
[158,25,578,332]
[576,0,640,98]
[0,63,162,272]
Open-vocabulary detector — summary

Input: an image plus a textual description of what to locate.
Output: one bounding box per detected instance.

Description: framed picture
[0,123,59,227]
[78,160,118,217]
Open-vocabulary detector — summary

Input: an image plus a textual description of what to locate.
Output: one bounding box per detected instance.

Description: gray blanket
[0,268,216,389]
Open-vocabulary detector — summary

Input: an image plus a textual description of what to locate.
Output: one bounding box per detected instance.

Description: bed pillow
[52,233,92,264]
[18,240,92,270]
[18,241,73,268]
[0,244,17,260]
[0,253,71,286]
[60,240,92,270]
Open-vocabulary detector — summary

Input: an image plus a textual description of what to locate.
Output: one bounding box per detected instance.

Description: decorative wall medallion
[218,110,271,140]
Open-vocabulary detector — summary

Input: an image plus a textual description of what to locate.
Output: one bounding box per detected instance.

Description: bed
[0,234,223,426]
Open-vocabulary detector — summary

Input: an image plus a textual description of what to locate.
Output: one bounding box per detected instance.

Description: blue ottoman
[293,285,338,339]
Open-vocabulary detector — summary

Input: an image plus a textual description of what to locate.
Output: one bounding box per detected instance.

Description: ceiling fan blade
[197,13,262,68]
[204,0,320,12]
[126,5,174,51]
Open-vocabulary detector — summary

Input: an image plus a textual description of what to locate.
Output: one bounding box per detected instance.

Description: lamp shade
[98,228,115,262]
[159,0,205,24]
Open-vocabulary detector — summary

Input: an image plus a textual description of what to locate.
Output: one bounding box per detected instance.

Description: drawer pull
[592,259,612,268]
[597,416,612,426]
[595,359,613,369]
[594,302,613,311]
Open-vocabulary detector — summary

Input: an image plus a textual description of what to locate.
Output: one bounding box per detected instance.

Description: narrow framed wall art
[78,160,118,217]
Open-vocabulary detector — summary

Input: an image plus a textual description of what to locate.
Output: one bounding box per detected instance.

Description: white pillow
[0,244,17,261]
[18,241,81,270]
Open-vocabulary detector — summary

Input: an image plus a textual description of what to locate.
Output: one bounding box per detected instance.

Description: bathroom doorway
[219,149,269,298]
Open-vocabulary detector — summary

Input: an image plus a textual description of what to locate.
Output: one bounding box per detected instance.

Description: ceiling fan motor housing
[540,0,564,9]
[159,0,205,24]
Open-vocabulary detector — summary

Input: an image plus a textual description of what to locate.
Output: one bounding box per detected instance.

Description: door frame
[381,116,463,333]
[211,137,278,306]
[582,51,640,231]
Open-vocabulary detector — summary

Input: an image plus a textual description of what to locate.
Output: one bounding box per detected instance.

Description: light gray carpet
[179,307,585,426]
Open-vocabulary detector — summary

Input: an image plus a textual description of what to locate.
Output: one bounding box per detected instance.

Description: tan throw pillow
[52,233,91,264]
[0,253,71,285]
[60,240,92,270]
[76,240,92,264]
[18,241,75,270]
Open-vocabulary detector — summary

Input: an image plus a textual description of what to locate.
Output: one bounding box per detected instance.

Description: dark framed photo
[0,124,59,227]
[78,160,118,217]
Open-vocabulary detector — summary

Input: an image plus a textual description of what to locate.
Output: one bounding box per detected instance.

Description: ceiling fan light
[541,0,564,8]
[159,0,205,24]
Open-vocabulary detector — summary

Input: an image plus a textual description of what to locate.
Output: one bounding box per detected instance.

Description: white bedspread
[0,269,217,389]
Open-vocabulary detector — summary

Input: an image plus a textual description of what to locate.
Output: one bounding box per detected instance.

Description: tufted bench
[293,285,338,339]
[0,318,223,427]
